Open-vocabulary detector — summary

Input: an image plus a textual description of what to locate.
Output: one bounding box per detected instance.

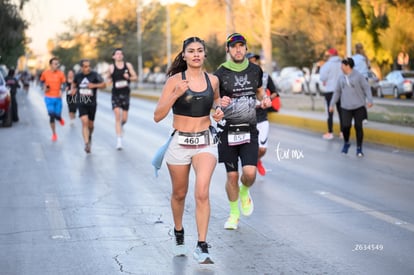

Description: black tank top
[172,72,214,117]
[111,62,130,95]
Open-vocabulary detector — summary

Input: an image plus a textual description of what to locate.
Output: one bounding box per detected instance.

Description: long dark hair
[66,68,75,83]
[166,37,205,77]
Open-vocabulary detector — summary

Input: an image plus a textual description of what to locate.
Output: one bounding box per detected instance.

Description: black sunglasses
[183,37,204,50]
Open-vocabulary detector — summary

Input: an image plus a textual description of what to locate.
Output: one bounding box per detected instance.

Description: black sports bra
[172,72,214,117]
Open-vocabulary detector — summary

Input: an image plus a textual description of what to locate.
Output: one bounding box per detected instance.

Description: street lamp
[137,0,143,84]
[166,3,171,70]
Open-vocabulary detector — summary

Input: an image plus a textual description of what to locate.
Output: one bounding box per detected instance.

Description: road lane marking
[45,193,71,240]
[316,191,414,233]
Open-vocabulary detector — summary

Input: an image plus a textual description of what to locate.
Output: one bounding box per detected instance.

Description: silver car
[377,70,414,99]
[274,67,305,94]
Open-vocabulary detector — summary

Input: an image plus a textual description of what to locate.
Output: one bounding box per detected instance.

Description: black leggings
[324,92,342,133]
[341,106,367,148]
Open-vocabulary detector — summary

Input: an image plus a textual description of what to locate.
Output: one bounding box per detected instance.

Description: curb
[269,112,414,151]
[131,91,414,151]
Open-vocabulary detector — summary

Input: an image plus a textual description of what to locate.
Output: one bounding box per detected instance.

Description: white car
[274,67,305,94]
[307,63,326,95]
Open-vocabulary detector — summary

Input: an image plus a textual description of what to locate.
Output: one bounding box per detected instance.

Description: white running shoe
[322,132,334,140]
[224,214,239,230]
[173,228,187,256]
[193,242,214,264]
[239,190,254,216]
[116,138,122,150]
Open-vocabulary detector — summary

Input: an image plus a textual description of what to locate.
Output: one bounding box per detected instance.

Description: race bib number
[79,88,92,96]
[228,124,251,146]
[115,80,128,88]
[178,131,209,146]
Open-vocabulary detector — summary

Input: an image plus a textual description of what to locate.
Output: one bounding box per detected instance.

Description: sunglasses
[183,37,204,50]
[227,34,246,45]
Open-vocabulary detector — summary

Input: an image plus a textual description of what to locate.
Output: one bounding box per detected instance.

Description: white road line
[45,193,71,240]
[316,191,414,233]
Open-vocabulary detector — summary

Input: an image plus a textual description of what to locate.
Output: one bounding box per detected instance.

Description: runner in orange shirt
[40,57,66,141]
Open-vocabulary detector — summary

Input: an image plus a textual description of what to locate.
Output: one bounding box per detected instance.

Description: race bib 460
[177,130,209,146]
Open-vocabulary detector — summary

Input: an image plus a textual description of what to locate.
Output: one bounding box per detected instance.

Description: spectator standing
[329,57,373,157]
[319,48,343,140]
[352,43,370,78]
[5,68,20,122]
[246,52,279,176]
[396,50,409,70]
[214,33,271,230]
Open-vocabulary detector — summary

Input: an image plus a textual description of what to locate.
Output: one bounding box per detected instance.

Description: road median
[131,89,414,151]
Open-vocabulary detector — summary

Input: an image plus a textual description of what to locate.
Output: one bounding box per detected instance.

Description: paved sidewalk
[131,88,414,151]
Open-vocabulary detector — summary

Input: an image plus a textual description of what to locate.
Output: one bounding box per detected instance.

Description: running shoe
[59,118,65,126]
[193,242,214,264]
[322,132,334,140]
[257,160,266,176]
[341,143,351,154]
[51,133,57,142]
[116,138,123,150]
[84,143,91,154]
[224,214,239,230]
[173,228,187,256]
[356,147,364,157]
[240,189,254,216]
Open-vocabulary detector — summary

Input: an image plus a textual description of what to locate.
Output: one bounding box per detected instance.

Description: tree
[204,35,226,72]
[0,0,27,67]
[234,0,274,73]
[47,0,414,79]
[267,0,345,68]
[377,1,414,73]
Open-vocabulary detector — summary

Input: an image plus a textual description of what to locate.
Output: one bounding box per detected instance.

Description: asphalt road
[0,85,413,275]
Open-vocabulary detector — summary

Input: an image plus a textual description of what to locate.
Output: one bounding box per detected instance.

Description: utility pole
[137,0,143,84]
[346,0,352,57]
[166,3,171,70]
[225,0,234,36]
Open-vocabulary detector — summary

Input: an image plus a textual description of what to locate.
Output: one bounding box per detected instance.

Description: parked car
[0,65,8,78]
[306,62,326,95]
[274,67,305,94]
[377,70,414,99]
[0,73,13,127]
